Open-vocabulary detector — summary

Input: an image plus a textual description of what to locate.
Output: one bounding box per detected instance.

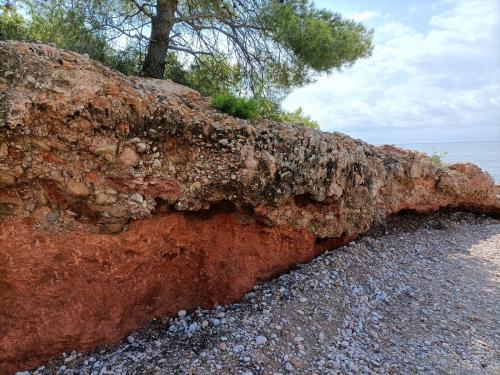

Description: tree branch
[168,44,214,56]
[129,0,153,17]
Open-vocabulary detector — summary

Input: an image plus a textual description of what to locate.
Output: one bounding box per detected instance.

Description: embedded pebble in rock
[135,142,147,153]
[46,211,60,223]
[35,212,500,375]
[94,193,108,205]
[0,172,16,186]
[66,180,89,198]
[118,147,139,167]
[129,193,144,204]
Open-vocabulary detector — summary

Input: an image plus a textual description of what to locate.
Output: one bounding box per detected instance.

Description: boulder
[0,41,498,374]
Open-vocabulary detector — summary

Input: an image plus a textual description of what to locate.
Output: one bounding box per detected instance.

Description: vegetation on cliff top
[1,0,373,127]
[427,150,448,166]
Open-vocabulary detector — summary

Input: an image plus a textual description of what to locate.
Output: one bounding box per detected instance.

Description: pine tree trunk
[142,0,178,79]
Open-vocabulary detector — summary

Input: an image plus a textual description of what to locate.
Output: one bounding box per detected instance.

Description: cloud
[284,0,500,144]
[350,10,382,22]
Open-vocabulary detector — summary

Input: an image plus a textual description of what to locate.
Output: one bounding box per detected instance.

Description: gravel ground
[28,212,500,375]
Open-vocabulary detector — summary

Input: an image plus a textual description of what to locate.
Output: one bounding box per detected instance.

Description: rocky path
[30,212,500,375]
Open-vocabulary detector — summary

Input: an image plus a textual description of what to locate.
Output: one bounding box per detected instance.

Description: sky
[283,0,500,144]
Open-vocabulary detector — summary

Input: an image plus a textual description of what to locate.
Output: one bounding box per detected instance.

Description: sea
[395,141,500,183]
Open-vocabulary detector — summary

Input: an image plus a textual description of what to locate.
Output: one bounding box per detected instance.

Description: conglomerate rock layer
[0,42,499,374]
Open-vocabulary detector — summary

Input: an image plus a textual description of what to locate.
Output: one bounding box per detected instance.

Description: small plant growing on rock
[211,93,320,129]
[428,150,448,166]
[275,107,320,129]
[211,93,260,120]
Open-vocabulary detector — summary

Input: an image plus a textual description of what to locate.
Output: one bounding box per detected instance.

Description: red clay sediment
[0,210,344,374]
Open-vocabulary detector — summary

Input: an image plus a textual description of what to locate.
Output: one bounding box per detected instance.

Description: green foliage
[275,107,319,129]
[211,92,319,129]
[0,7,28,40]
[164,52,189,85]
[77,0,373,96]
[0,1,142,76]
[263,0,373,73]
[211,93,260,120]
[106,47,142,76]
[428,150,448,166]
[14,1,110,63]
[186,56,243,97]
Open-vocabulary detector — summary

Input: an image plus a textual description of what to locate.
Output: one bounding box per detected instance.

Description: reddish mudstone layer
[0,210,352,374]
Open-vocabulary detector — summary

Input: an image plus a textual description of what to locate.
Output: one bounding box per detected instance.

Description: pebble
[135,143,147,153]
[46,211,60,222]
[255,335,267,345]
[129,193,144,204]
[232,344,245,353]
[190,181,201,192]
[211,318,221,327]
[188,322,198,333]
[119,147,139,166]
[95,193,108,205]
[66,179,89,197]
[126,336,135,344]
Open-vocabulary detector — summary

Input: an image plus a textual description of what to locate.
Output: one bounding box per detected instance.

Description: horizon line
[394,140,500,146]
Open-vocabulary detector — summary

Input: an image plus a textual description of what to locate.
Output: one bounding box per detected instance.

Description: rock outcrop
[0,42,498,374]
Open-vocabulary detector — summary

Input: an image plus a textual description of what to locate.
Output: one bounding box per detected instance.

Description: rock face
[0,42,498,374]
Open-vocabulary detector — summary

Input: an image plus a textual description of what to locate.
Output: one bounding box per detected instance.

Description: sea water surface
[396,141,500,183]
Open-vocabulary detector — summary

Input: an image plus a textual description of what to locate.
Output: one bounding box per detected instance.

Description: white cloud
[350,10,382,22]
[284,0,500,144]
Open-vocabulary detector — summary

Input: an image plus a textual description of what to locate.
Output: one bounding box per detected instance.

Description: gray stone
[255,335,267,345]
[188,322,198,333]
[136,143,147,153]
[46,211,60,222]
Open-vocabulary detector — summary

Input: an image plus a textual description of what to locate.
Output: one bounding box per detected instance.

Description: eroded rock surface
[0,42,499,374]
